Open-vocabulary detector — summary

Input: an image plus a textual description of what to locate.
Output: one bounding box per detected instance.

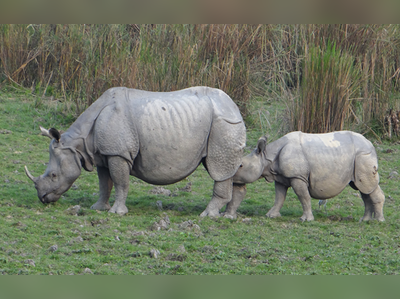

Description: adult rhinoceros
[25,87,246,216]
[229,131,385,222]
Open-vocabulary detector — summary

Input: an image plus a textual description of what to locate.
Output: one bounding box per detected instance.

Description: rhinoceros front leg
[360,185,385,222]
[266,181,288,218]
[107,156,130,216]
[223,183,247,219]
[200,178,233,217]
[91,166,113,211]
[290,178,314,221]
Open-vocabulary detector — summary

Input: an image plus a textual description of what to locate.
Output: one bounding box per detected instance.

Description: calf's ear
[256,136,268,154]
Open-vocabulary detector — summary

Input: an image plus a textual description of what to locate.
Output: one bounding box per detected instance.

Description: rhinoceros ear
[49,128,61,142]
[256,136,268,154]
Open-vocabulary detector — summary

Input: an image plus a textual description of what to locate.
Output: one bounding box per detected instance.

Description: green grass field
[1,90,400,275]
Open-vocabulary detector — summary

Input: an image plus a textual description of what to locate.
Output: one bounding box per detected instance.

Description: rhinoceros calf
[229,131,385,222]
[25,87,246,216]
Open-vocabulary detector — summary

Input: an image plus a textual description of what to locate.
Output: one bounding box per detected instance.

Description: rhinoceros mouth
[40,192,61,204]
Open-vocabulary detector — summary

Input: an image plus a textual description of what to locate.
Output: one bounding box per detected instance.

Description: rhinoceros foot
[300,214,314,222]
[108,204,128,216]
[223,214,236,220]
[90,202,111,211]
[199,209,220,218]
[376,216,385,222]
[359,215,385,222]
[266,210,281,218]
[220,212,237,220]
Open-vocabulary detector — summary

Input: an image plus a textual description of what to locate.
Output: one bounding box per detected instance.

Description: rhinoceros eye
[51,172,57,179]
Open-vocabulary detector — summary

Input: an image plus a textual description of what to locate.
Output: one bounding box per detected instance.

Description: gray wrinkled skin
[231,131,385,222]
[25,87,246,216]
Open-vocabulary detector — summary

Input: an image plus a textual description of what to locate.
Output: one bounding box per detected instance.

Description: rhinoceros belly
[131,94,213,185]
[308,163,353,199]
[301,132,355,199]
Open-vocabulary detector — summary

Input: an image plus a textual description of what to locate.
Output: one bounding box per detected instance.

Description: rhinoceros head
[25,127,82,204]
[233,136,268,184]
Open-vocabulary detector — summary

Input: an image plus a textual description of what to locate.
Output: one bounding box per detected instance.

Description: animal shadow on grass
[235,204,269,217]
[122,194,207,216]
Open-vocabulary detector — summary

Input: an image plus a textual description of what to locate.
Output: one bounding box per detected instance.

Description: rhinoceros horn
[24,165,38,183]
[40,126,61,141]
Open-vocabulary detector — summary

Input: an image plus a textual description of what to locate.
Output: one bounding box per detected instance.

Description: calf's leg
[359,192,374,221]
[360,185,385,222]
[266,181,288,218]
[290,178,314,221]
[224,183,247,219]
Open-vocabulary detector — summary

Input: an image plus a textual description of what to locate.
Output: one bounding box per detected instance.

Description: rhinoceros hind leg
[91,166,113,211]
[223,183,247,219]
[359,192,374,221]
[266,181,288,218]
[360,185,385,222]
[200,178,233,217]
[290,179,314,221]
[107,156,130,216]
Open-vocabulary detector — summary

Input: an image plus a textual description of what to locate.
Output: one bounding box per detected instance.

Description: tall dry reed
[1,24,400,134]
[0,24,266,116]
[291,42,361,133]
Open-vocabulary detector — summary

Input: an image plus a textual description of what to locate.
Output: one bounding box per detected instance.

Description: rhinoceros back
[92,87,245,184]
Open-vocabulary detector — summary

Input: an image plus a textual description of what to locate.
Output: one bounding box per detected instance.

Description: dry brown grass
[290,41,362,133]
[1,24,400,133]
